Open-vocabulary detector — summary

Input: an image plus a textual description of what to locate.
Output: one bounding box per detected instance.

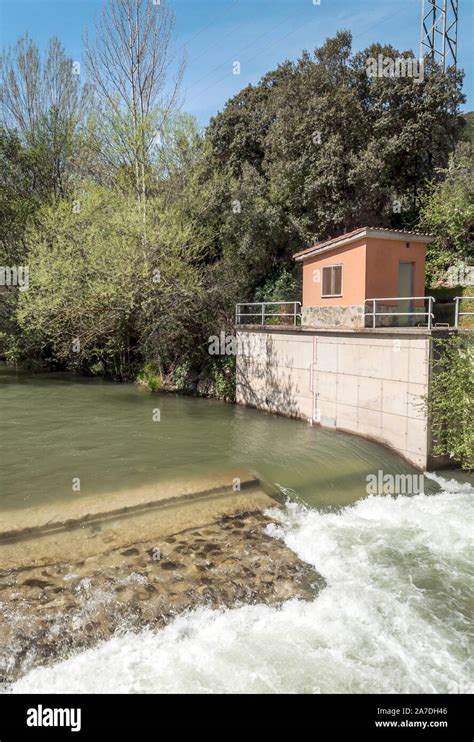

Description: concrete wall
[236,328,432,469]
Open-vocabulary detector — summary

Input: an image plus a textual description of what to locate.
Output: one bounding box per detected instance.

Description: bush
[211,357,235,402]
[419,145,474,286]
[137,362,162,393]
[428,335,474,469]
[173,360,192,391]
[254,268,300,303]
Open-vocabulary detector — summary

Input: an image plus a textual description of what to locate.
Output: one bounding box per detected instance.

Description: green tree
[419,143,474,285]
[84,0,184,223]
[0,127,47,264]
[14,165,214,380]
[15,187,144,377]
[0,127,52,360]
[1,34,90,197]
[206,31,466,303]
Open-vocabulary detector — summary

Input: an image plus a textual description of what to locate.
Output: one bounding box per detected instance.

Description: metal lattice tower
[420,0,459,70]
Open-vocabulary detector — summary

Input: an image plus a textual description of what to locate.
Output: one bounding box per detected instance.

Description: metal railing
[235,301,301,326]
[364,297,436,329]
[454,296,474,328]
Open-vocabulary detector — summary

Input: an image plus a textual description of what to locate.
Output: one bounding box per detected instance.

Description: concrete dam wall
[236,327,436,469]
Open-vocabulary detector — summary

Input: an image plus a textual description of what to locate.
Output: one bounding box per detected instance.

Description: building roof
[293,227,433,262]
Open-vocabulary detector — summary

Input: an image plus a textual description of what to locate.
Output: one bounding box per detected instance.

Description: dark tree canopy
[206,31,466,296]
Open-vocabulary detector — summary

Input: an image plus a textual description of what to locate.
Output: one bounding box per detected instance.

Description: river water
[1,367,473,693]
[0,365,436,511]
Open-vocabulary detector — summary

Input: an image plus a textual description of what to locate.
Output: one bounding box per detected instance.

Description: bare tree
[1,34,88,196]
[84,0,184,223]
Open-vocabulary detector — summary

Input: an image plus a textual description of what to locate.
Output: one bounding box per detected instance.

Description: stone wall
[302,305,365,329]
[236,328,433,469]
[302,303,429,330]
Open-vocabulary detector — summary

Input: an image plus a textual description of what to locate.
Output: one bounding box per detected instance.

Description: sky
[1,0,473,126]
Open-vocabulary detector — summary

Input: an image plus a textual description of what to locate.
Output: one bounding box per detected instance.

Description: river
[1,367,472,693]
[0,365,438,511]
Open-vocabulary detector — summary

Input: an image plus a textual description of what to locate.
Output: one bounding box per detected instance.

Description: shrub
[173,360,192,391]
[254,268,300,303]
[137,362,162,393]
[211,357,235,402]
[428,335,474,469]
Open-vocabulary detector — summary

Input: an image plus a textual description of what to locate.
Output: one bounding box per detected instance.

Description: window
[321,265,343,297]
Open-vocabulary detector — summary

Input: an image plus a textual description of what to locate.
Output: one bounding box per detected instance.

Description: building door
[398,262,414,326]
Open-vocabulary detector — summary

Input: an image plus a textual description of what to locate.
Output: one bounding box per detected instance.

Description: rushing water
[2,368,473,693]
[11,475,473,694]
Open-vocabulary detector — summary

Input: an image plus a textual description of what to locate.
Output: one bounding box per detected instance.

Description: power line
[186,2,305,94]
[352,0,419,43]
[186,0,274,68]
[186,14,315,106]
[184,0,420,109]
[174,0,240,57]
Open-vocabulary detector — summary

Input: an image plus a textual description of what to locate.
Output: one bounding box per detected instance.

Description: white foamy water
[10,476,473,694]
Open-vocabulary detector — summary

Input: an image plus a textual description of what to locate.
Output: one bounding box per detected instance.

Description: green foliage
[0,127,46,265]
[211,357,236,402]
[462,111,474,146]
[419,144,474,285]
[137,362,162,392]
[173,360,192,392]
[428,335,474,469]
[254,268,300,302]
[430,286,474,301]
[15,186,143,378]
[206,32,465,303]
[0,34,90,198]
[14,177,212,379]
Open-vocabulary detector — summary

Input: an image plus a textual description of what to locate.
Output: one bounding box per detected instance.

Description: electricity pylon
[420,0,459,70]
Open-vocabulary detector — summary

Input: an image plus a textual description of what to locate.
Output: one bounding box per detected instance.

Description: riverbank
[0,491,322,686]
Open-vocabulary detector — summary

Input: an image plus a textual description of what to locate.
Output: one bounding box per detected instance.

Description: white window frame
[321,264,343,298]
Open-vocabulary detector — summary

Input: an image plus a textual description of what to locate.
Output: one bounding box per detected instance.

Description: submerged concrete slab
[0,470,271,544]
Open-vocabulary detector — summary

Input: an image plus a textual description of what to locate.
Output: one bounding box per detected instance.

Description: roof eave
[293,228,433,262]
[293,229,366,261]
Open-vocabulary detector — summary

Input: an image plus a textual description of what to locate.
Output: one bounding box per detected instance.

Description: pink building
[293,227,433,328]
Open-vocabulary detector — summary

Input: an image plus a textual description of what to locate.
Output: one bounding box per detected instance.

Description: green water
[0,365,444,511]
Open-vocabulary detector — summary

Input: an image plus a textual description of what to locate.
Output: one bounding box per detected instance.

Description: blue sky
[1,0,473,125]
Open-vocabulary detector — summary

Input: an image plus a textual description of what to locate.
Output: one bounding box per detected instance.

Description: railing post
[294,302,296,326]
[454,297,459,329]
[235,304,239,325]
[372,299,376,329]
[261,303,265,326]
[428,297,432,330]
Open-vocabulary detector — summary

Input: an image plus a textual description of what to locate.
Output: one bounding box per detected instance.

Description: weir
[0,471,277,570]
[236,326,441,469]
